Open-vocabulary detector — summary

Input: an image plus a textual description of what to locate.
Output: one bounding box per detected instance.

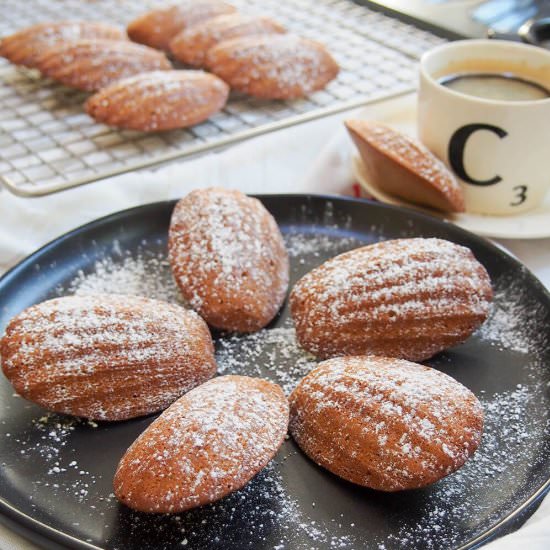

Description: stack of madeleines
[0,187,493,513]
[0,0,339,131]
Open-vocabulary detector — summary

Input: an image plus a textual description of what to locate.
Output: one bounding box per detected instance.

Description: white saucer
[350,94,550,240]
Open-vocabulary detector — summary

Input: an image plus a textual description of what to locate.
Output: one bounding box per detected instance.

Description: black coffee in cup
[439,72,550,101]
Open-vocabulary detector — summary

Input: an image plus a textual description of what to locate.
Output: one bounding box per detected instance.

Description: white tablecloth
[0,107,548,549]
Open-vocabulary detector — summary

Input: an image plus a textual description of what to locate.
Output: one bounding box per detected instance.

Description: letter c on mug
[448,124,508,186]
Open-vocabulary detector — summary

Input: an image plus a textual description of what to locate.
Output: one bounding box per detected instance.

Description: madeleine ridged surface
[289,356,484,491]
[114,375,289,513]
[346,120,465,213]
[34,39,171,91]
[0,20,125,68]
[170,13,285,67]
[169,188,289,333]
[85,70,229,131]
[205,34,339,99]
[0,294,216,421]
[290,238,492,361]
[127,0,236,51]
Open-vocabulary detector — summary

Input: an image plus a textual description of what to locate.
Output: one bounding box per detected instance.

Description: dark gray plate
[0,195,548,550]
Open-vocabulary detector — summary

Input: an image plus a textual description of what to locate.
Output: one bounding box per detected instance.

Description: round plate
[0,195,549,550]
[349,94,550,239]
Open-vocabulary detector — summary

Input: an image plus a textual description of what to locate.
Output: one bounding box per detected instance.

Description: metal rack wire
[0,0,445,197]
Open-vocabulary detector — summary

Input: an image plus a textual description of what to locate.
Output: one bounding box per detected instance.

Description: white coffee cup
[418,39,550,215]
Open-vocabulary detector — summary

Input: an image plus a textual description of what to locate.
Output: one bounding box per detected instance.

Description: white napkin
[0,109,548,549]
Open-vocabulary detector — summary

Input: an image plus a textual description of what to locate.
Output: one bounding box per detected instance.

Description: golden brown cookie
[114,375,289,513]
[0,20,125,68]
[0,294,216,421]
[205,34,339,99]
[346,120,465,213]
[289,356,484,491]
[34,39,171,91]
[85,70,229,131]
[168,188,289,332]
[169,13,285,67]
[127,0,236,51]
[290,237,492,361]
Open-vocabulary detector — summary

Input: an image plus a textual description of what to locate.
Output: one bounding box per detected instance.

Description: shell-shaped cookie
[34,39,171,91]
[114,375,289,513]
[0,294,216,421]
[169,13,285,67]
[85,70,229,131]
[346,120,465,213]
[127,0,236,51]
[0,20,125,68]
[290,238,492,361]
[289,356,484,491]
[205,34,339,99]
[168,188,289,333]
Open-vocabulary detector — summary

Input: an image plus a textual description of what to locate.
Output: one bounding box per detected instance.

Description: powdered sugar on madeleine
[114,375,289,513]
[34,39,171,91]
[290,238,492,360]
[86,71,229,131]
[289,356,483,491]
[0,20,126,68]
[346,120,465,212]
[0,294,216,421]
[168,188,289,332]
[127,0,236,51]
[170,13,285,67]
[206,34,339,99]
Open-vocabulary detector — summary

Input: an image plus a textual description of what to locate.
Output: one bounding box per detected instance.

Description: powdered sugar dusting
[66,246,183,304]
[115,376,289,513]
[289,356,483,491]
[291,237,492,360]
[169,189,289,332]
[127,0,237,51]
[216,327,317,394]
[382,383,549,549]
[355,121,462,200]
[477,271,550,354]
[86,71,229,131]
[171,13,285,66]
[37,39,171,91]
[0,20,125,67]
[2,294,215,420]
[284,232,361,260]
[206,34,338,98]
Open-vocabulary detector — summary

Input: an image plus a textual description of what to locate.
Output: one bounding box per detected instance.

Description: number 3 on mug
[511,185,528,206]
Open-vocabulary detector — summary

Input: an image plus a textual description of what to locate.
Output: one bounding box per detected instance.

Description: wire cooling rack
[0,0,445,197]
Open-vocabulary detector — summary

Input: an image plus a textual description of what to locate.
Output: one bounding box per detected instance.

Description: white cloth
[0,109,548,549]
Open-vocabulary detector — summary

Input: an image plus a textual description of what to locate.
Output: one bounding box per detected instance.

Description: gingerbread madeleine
[170,13,285,67]
[114,375,289,513]
[168,188,289,332]
[0,20,125,68]
[289,356,483,491]
[346,120,465,213]
[0,294,216,421]
[86,71,229,131]
[205,34,339,99]
[34,39,171,91]
[127,0,236,51]
[290,237,492,361]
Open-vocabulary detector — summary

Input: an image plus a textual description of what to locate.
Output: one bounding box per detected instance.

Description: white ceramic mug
[418,39,550,215]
